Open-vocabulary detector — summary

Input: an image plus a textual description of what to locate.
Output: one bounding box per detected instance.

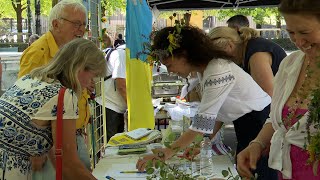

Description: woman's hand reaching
[136,148,172,172]
[182,147,200,161]
[237,142,264,179]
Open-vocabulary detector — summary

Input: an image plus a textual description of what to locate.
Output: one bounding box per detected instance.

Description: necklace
[283,58,313,128]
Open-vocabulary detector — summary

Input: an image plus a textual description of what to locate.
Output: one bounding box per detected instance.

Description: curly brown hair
[152,26,232,67]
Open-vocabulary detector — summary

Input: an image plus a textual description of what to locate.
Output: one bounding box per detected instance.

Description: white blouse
[189,58,271,134]
[266,51,315,179]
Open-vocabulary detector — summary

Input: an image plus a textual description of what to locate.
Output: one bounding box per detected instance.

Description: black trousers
[233,105,278,180]
[106,108,125,142]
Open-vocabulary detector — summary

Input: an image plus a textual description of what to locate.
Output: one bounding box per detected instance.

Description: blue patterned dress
[0,75,78,180]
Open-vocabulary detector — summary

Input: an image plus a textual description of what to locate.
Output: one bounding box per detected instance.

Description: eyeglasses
[59,17,86,29]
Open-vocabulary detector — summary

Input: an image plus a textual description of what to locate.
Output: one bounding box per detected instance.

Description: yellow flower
[167,33,180,49]
[101,17,107,23]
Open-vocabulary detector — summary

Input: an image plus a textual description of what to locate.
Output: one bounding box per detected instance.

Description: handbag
[55,87,66,180]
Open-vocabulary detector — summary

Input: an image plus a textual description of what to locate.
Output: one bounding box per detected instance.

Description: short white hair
[48,0,87,30]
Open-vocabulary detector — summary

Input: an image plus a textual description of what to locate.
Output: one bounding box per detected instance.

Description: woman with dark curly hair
[136,26,272,177]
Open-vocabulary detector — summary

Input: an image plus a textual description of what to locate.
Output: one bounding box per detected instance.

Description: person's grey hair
[29,34,40,44]
[30,38,106,96]
[227,15,249,28]
[48,0,87,30]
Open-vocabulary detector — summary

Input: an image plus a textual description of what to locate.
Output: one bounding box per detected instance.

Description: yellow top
[18,31,58,78]
[18,31,90,129]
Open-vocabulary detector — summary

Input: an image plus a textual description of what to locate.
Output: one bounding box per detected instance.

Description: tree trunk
[16,2,23,43]
[276,14,281,39]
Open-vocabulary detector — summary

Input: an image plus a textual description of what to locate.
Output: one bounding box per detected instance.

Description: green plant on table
[221,167,258,180]
[145,132,255,180]
[145,133,202,180]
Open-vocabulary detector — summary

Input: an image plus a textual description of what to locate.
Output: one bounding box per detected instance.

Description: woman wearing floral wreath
[136,24,274,178]
[237,0,320,179]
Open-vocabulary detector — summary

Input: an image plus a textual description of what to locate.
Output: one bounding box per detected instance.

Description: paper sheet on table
[104,164,148,178]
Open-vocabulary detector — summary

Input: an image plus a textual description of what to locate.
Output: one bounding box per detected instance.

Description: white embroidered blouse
[189,58,271,134]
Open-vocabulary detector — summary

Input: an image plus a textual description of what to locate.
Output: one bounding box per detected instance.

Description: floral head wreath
[137,13,186,71]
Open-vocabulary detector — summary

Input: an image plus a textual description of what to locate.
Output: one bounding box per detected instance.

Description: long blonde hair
[30,38,106,96]
[208,26,259,64]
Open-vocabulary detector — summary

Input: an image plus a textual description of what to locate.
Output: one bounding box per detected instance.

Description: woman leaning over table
[237,0,320,179]
[0,38,106,180]
[136,25,272,178]
[208,26,286,97]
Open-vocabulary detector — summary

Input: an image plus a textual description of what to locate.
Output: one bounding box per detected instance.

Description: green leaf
[155,160,161,169]
[168,173,175,180]
[147,160,153,168]
[222,169,229,177]
[168,132,177,141]
[160,169,166,177]
[194,134,203,144]
[146,167,154,174]
[164,141,172,148]
[159,161,165,168]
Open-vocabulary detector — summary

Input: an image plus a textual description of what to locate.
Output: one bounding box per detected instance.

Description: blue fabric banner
[125,0,154,131]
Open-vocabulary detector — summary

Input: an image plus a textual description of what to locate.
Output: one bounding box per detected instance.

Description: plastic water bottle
[200,134,214,177]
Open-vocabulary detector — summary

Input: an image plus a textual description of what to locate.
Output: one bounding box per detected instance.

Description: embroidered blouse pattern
[192,114,216,132]
[191,69,235,133]
[0,75,76,179]
[204,74,235,88]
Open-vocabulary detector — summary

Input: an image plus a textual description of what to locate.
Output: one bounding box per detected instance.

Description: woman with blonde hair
[209,26,286,96]
[0,38,106,179]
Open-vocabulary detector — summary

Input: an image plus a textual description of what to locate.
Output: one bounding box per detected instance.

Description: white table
[93,144,238,180]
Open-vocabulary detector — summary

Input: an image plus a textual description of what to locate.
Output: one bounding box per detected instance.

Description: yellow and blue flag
[126,0,154,131]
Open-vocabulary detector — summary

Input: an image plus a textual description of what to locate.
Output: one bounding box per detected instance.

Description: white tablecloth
[92,144,238,180]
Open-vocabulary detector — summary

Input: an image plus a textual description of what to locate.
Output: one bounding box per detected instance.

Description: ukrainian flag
[126,0,154,131]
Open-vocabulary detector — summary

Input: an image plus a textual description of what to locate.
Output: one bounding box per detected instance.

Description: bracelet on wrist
[249,139,266,150]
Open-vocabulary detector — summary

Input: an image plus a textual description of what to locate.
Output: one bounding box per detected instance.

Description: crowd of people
[0,0,319,179]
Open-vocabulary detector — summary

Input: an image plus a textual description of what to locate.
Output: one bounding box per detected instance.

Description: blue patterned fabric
[0,75,77,179]
[126,0,152,61]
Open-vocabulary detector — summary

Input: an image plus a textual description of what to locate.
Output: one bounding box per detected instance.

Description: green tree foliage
[101,0,126,16]
[0,0,51,42]
[0,0,16,18]
[0,0,51,19]
[204,7,280,28]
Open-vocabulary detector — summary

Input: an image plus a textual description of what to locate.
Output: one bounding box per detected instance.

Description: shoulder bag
[56,87,66,180]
